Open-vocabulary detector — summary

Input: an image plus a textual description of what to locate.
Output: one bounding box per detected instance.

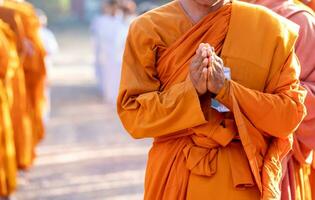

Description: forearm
[216,80,306,138]
[118,79,207,139]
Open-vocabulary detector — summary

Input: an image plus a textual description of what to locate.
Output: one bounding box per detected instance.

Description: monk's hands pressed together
[189,43,212,96]
[207,49,226,95]
[189,43,226,96]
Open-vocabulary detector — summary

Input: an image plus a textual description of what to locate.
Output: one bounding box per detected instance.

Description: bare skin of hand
[189,43,212,96]
[207,49,225,95]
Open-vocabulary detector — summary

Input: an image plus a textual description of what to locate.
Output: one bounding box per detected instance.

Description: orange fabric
[253,1,315,199]
[118,1,306,200]
[0,6,34,169]
[307,0,315,11]
[0,20,17,196]
[294,160,312,200]
[4,0,46,145]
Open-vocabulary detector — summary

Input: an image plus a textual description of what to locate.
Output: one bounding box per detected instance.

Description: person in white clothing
[37,9,59,121]
[90,0,122,103]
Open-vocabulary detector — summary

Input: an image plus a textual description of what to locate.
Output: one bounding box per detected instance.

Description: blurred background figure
[111,0,137,103]
[91,0,137,104]
[90,0,121,103]
[138,1,158,14]
[36,8,59,122]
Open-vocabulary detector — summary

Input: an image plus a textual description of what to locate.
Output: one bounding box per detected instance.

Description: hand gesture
[207,48,226,95]
[189,43,212,96]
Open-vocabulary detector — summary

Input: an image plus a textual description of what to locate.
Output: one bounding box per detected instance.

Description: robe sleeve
[289,12,315,150]
[117,20,207,139]
[216,51,306,139]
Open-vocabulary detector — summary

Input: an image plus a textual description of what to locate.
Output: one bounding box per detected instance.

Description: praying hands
[189,43,226,96]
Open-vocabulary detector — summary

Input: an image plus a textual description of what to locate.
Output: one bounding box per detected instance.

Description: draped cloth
[4,0,47,147]
[118,1,306,199]
[0,20,17,196]
[0,6,34,169]
[255,1,315,199]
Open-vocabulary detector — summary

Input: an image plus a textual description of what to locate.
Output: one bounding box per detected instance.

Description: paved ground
[14,26,151,200]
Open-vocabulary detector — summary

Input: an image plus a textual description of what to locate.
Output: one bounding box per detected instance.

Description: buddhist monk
[244,1,315,199]
[0,4,34,170]
[0,19,17,198]
[117,0,307,199]
[4,0,46,147]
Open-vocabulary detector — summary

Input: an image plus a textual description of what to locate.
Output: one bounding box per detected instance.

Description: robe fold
[0,6,34,169]
[0,20,17,196]
[255,1,315,199]
[118,1,306,199]
[4,0,46,146]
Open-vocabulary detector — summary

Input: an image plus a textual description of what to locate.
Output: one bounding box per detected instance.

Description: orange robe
[117,1,306,199]
[0,6,34,169]
[0,20,17,197]
[254,1,315,199]
[4,0,46,146]
[306,0,315,11]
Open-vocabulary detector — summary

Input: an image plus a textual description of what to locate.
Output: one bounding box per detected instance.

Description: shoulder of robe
[223,1,299,70]
[234,1,299,42]
[128,1,181,48]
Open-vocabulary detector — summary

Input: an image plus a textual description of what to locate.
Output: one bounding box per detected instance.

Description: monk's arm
[117,22,207,139]
[216,52,306,139]
[290,12,315,149]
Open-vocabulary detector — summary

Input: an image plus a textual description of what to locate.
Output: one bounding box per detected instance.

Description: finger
[206,47,212,58]
[196,43,206,55]
[202,67,208,81]
[209,53,215,69]
[213,60,224,75]
[195,47,208,65]
[198,58,209,74]
[213,55,224,68]
[207,67,213,89]
[202,58,209,68]
[204,43,211,50]
[201,47,208,58]
[208,66,214,79]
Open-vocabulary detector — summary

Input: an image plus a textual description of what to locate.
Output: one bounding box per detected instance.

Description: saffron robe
[0,6,34,169]
[117,1,306,199]
[0,20,17,197]
[4,0,46,145]
[255,1,315,199]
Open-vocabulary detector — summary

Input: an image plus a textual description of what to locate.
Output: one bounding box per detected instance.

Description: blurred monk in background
[0,2,34,170]
[0,0,47,198]
[0,19,17,199]
[4,0,47,149]
[117,0,307,199]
